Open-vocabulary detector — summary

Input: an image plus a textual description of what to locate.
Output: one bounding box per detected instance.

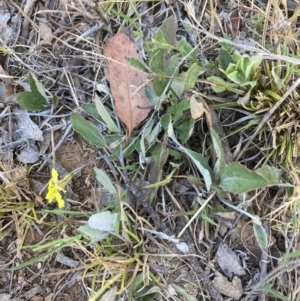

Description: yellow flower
[45,168,67,208]
[45,165,85,208]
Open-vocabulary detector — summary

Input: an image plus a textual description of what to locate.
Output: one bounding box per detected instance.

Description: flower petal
[55,191,65,208]
[51,168,59,181]
[46,187,55,203]
[45,168,66,208]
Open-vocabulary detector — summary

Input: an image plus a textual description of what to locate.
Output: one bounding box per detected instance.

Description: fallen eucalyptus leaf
[104,32,151,137]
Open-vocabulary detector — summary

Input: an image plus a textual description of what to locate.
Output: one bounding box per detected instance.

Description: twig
[0,138,27,151]
[75,22,105,44]
[0,112,71,120]
[178,192,215,238]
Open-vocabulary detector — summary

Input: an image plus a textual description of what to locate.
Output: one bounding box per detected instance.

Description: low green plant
[69,17,283,248]
[208,48,263,93]
[248,14,265,33]
[12,13,294,300]
[16,73,49,110]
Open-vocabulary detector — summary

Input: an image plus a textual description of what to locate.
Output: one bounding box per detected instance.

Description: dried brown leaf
[216,242,246,278]
[38,18,53,45]
[212,272,243,299]
[190,95,205,120]
[104,32,151,137]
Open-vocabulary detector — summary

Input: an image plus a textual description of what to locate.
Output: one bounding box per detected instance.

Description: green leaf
[144,85,157,106]
[218,163,268,194]
[199,212,218,226]
[159,16,178,46]
[88,211,118,233]
[169,149,182,160]
[148,143,169,202]
[161,113,176,140]
[171,72,185,98]
[16,91,47,111]
[96,83,111,95]
[219,48,235,71]
[11,244,63,271]
[255,165,282,184]
[210,128,225,174]
[176,40,197,63]
[184,63,203,92]
[147,28,171,55]
[152,28,167,45]
[122,136,141,158]
[146,121,161,145]
[164,112,212,190]
[232,51,242,62]
[161,113,173,132]
[164,54,180,77]
[236,56,247,76]
[175,116,194,143]
[126,57,149,73]
[152,76,167,96]
[144,167,177,188]
[208,76,237,93]
[282,250,300,264]
[147,18,179,78]
[82,104,101,120]
[253,223,268,248]
[105,134,125,147]
[71,113,106,148]
[16,73,48,110]
[94,94,119,133]
[78,224,108,241]
[140,119,157,160]
[149,48,165,73]
[226,70,245,84]
[11,236,80,270]
[224,62,237,75]
[94,168,117,196]
[176,39,193,53]
[130,274,157,301]
[167,98,190,121]
[29,73,48,101]
[179,147,212,191]
[166,116,176,139]
[245,55,263,79]
[239,80,257,88]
